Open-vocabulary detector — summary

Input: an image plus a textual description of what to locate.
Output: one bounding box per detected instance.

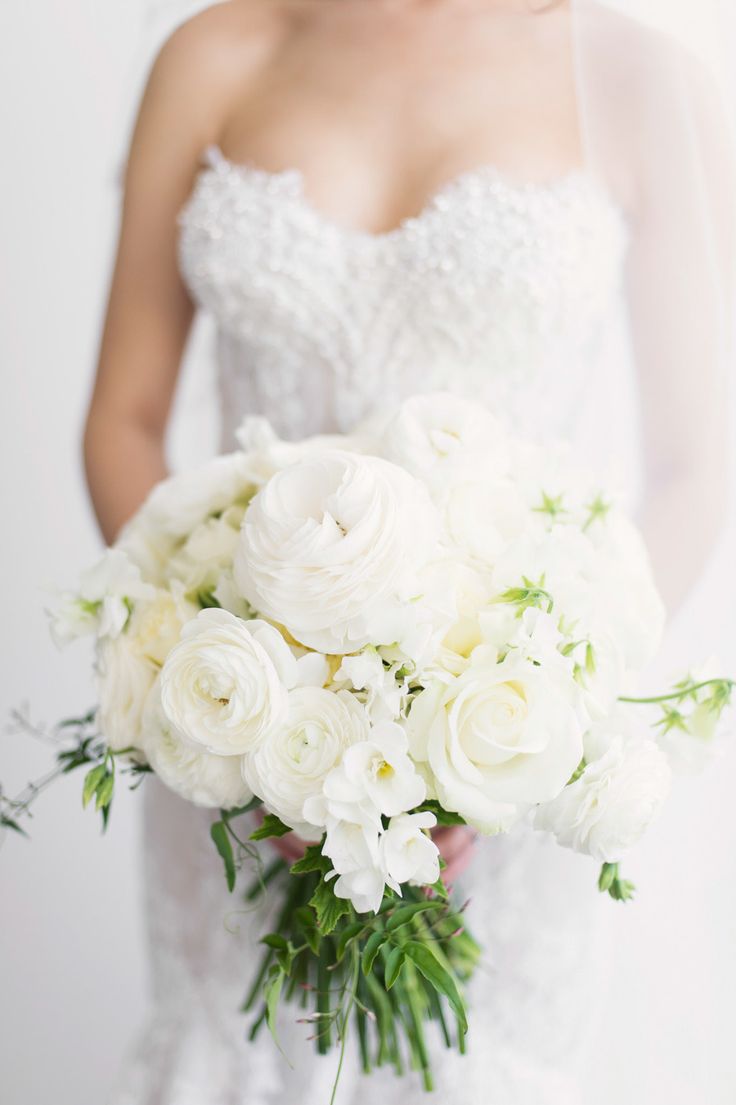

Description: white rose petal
[142,679,252,809]
[159,609,289,756]
[407,652,584,833]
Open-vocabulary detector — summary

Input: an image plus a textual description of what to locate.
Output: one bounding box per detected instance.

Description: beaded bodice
[177,145,627,447]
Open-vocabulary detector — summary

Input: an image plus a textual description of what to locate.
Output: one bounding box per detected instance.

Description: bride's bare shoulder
[154,1,297,78]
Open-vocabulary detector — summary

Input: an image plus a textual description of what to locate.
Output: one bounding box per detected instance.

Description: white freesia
[241,688,369,839]
[97,634,157,755]
[407,650,584,833]
[381,811,440,886]
[159,609,292,756]
[50,549,155,645]
[321,820,388,914]
[142,679,253,809]
[306,722,426,830]
[380,392,508,492]
[234,450,441,653]
[535,733,671,862]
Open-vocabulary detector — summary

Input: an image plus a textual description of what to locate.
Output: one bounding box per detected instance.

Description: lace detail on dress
[177,145,627,445]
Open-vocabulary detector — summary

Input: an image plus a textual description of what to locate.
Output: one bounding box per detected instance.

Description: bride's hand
[257,810,477,887]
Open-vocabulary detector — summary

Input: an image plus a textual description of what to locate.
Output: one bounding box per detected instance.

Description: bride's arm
[624,50,735,613]
[83,6,279,544]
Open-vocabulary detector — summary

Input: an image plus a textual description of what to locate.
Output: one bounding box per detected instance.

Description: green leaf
[82,764,106,808]
[417,800,467,827]
[403,940,468,1034]
[249,813,292,841]
[362,929,387,976]
[0,816,28,838]
[210,820,236,892]
[384,945,405,990]
[224,795,262,818]
[261,933,289,953]
[336,921,364,962]
[264,965,285,1046]
[290,842,330,876]
[95,773,114,811]
[386,900,442,932]
[309,877,351,935]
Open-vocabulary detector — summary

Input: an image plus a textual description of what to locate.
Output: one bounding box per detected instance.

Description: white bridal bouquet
[5,392,733,1094]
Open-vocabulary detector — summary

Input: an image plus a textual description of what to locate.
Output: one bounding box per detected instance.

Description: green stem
[329,945,360,1105]
[619,679,734,705]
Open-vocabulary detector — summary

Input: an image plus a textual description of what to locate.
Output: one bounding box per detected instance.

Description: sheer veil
[128,0,736,1098]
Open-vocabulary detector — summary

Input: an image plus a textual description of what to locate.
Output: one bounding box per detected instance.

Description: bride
[83,0,733,1101]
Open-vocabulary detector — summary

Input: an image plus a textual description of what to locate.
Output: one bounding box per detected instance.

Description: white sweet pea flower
[321,820,387,914]
[233,450,441,654]
[159,609,293,756]
[241,688,369,839]
[309,722,426,830]
[406,651,584,834]
[142,679,252,809]
[380,392,508,494]
[381,811,440,886]
[333,650,405,723]
[534,733,671,862]
[50,549,155,646]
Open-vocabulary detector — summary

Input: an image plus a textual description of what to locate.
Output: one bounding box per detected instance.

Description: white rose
[97,633,158,755]
[534,734,671,862]
[307,722,426,830]
[159,609,291,756]
[118,452,256,584]
[241,687,369,839]
[50,549,155,646]
[406,651,584,833]
[380,392,508,493]
[234,449,441,653]
[142,679,252,809]
[381,811,440,887]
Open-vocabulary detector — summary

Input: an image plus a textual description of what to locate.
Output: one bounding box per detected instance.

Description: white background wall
[1,4,735,1104]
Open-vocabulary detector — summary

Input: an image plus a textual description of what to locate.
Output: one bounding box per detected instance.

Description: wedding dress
[108,142,634,1105]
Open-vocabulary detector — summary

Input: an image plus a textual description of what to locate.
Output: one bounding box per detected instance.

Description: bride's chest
[177,152,627,362]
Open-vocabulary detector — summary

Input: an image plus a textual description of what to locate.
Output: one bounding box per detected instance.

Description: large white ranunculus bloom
[142,679,252,809]
[379,392,508,493]
[159,609,292,756]
[233,450,441,653]
[534,733,671,862]
[97,634,158,755]
[406,650,584,833]
[241,688,369,839]
[381,811,440,887]
[118,453,257,585]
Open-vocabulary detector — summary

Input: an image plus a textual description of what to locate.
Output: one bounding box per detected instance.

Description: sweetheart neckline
[181,143,625,245]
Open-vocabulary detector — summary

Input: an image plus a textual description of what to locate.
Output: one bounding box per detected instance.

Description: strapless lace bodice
[178,145,627,447]
[112,147,630,1105]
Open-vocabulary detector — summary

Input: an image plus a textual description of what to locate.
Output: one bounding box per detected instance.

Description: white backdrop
[1,4,735,1104]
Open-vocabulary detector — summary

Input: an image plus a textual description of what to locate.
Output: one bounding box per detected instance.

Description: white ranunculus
[50,549,155,646]
[381,811,440,886]
[380,392,508,493]
[142,679,252,809]
[117,453,257,584]
[241,687,369,839]
[159,609,292,756]
[233,449,441,653]
[534,734,671,862]
[313,722,427,829]
[97,633,158,755]
[406,651,584,833]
